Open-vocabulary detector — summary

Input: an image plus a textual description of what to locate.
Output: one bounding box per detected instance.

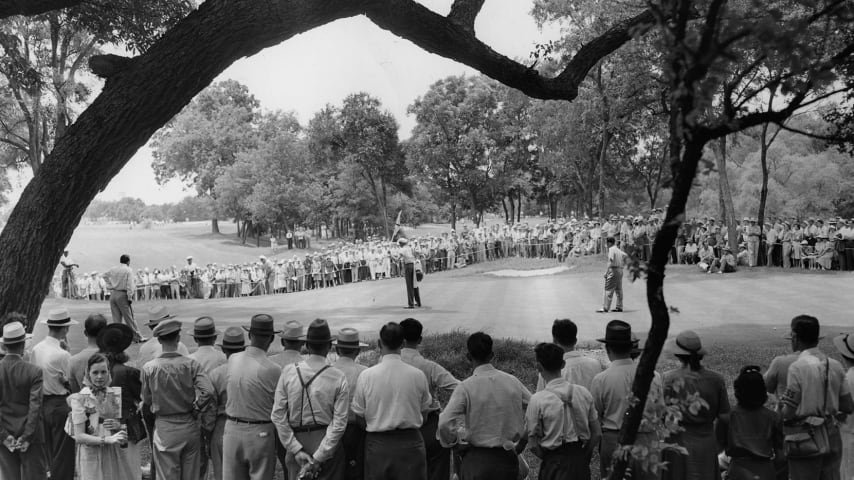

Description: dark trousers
[0,440,46,480]
[275,434,289,479]
[459,447,518,480]
[42,395,75,480]
[404,263,416,307]
[343,423,366,480]
[539,442,589,480]
[364,429,426,480]
[420,411,450,480]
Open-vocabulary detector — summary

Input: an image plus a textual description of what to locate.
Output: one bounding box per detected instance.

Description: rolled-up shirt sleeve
[437,385,467,447]
[314,378,350,463]
[271,371,301,455]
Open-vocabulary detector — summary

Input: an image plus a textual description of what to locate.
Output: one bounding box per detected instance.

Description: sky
[6,0,559,206]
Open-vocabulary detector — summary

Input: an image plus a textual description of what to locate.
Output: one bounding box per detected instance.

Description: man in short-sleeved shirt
[781,315,854,480]
[438,332,530,480]
[527,343,600,480]
[352,322,431,480]
[536,319,605,392]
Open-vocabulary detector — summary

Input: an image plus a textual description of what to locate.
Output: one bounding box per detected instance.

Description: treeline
[83,196,214,223]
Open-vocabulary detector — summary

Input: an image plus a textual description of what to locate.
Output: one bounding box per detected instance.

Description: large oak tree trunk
[0,0,361,320]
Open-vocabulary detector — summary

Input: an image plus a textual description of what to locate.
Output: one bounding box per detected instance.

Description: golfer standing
[105,254,143,342]
[399,238,420,309]
[597,238,625,314]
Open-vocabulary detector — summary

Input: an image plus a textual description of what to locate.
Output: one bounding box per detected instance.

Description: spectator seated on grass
[710,247,737,274]
[697,240,717,272]
[681,241,698,264]
[736,244,749,266]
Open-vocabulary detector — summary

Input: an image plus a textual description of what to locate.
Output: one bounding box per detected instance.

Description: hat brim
[1,334,29,345]
[242,326,283,335]
[663,338,707,356]
[217,343,246,351]
[147,314,176,327]
[305,336,335,345]
[832,335,854,360]
[192,330,220,339]
[280,335,306,341]
[97,324,135,353]
[41,318,79,326]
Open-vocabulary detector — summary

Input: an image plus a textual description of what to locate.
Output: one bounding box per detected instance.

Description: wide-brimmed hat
[243,314,281,336]
[279,320,305,340]
[1,322,28,345]
[147,305,175,327]
[333,328,369,349]
[41,308,78,327]
[305,319,334,344]
[833,333,854,360]
[596,320,634,346]
[152,319,181,338]
[192,317,219,339]
[664,330,707,356]
[97,324,135,353]
[217,326,246,352]
[397,237,409,245]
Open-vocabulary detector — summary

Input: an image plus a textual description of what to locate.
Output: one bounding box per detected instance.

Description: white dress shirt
[31,336,71,395]
[351,354,431,432]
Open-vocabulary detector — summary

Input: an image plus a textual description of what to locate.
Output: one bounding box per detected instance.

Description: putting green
[34,264,854,355]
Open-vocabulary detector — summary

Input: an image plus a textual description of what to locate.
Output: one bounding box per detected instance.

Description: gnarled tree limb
[0,0,83,19]
[447,0,485,33]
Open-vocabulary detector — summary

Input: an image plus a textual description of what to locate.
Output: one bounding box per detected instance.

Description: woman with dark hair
[662,330,730,480]
[67,353,132,479]
[97,324,146,480]
[716,366,784,480]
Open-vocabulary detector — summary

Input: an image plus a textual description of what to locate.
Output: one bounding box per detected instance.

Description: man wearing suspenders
[272,319,349,480]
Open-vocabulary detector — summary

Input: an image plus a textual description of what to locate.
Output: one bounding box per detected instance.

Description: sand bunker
[485,265,571,277]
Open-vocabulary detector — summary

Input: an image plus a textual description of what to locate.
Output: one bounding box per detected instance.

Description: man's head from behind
[790,314,820,351]
[551,319,577,349]
[84,313,108,339]
[534,342,565,375]
[379,322,404,353]
[466,332,493,365]
[400,318,423,347]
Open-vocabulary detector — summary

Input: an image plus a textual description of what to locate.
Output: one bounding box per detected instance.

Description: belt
[292,424,328,433]
[157,410,194,418]
[111,289,127,292]
[226,415,272,425]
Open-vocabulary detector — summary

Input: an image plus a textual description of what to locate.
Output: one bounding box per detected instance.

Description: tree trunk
[211,217,220,234]
[598,131,611,217]
[516,192,522,223]
[0,0,361,321]
[501,197,509,224]
[450,203,457,230]
[758,122,770,247]
[715,136,739,252]
[508,193,516,225]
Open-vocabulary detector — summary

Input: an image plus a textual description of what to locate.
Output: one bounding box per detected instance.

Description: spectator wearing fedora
[135,306,189,369]
[272,319,349,480]
[271,320,305,369]
[270,320,306,476]
[189,317,226,374]
[197,328,241,472]
[526,342,600,480]
[0,321,47,480]
[223,314,282,480]
[69,313,108,393]
[31,308,78,480]
[834,332,854,480]
[536,319,605,392]
[104,254,142,341]
[352,322,431,480]
[207,327,246,480]
[590,320,662,480]
[661,331,730,480]
[141,319,215,480]
[781,315,854,480]
[400,318,459,480]
[332,328,369,480]
[188,317,225,480]
[437,332,531,480]
[98,323,146,480]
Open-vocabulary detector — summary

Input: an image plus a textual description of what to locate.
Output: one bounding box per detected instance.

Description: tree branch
[447,0,484,33]
[364,0,655,100]
[0,0,83,19]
